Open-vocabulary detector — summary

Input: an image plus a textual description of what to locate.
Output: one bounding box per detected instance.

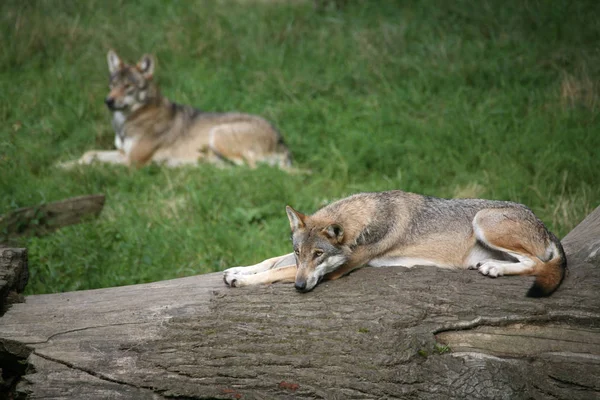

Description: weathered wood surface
[0,208,599,399]
[0,194,105,243]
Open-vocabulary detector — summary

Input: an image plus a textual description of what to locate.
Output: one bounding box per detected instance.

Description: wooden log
[0,248,28,313]
[0,208,599,399]
[0,194,105,243]
[0,247,28,395]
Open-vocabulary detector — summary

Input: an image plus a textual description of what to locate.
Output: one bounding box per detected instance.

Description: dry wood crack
[29,322,151,346]
[29,351,167,398]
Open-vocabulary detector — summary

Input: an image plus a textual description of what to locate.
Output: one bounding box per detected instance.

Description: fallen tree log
[0,194,105,245]
[0,208,599,399]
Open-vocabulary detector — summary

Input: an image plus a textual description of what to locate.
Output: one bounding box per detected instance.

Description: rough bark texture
[0,247,29,394]
[0,248,28,313]
[0,194,105,244]
[0,208,599,399]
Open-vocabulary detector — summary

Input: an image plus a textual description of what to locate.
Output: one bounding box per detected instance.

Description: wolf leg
[57,150,127,168]
[474,259,529,277]
[472,208,546,277]
[81,150,127,164]
[208,122,283,168]
[208,123,254,166]
[224,264,296,287]
[472,207,566,296]
[223,253,295,286]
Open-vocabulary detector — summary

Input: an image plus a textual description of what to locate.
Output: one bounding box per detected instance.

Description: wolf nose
[295,281,307,292]
[105,98,115,108]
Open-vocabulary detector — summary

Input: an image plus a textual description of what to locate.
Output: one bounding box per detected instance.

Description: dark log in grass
[0,194,105,244]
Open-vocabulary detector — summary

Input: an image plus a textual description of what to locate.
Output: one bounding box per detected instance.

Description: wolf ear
[322,224,344,243]
[286,206,306,231]
[136,54,155,80]
[107,50,123,74]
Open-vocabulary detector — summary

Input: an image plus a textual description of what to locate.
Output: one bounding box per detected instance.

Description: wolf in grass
[63,50,291,168]
[224,190,567,297]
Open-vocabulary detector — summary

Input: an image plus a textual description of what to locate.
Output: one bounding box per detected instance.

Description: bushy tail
[527,234,567,297]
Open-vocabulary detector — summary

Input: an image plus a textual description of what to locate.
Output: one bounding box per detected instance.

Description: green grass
[1,0,599,295]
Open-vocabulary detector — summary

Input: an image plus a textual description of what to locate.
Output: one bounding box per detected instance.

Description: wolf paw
[477,262,504,278]
[223,269,257,287]
[223,271,241,287]
[222,266,255,276]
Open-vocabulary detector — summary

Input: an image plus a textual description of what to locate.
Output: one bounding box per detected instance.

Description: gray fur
[353,194,397,247]
[406,197,524,240]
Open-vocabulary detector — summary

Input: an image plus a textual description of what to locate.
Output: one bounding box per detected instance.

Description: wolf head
[286,206,349,292]
[105,50,157,113]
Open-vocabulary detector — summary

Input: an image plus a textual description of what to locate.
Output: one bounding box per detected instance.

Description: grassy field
[1,0,598,295]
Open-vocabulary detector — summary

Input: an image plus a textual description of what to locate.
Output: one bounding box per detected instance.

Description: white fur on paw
[477,262,504,278]
[223,271,246,287]
[223,266,255,276]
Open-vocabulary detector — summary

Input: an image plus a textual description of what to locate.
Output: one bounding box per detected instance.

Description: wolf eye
[294,249,300,256]
[313,250,323,259]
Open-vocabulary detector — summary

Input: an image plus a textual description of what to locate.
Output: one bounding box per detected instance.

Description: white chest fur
[121,136,137,156]
[111,111,127,151]
[114,135,124,150]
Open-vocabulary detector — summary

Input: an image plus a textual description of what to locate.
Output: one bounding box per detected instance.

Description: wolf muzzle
[294,278,308,292]
[105,97,116,110]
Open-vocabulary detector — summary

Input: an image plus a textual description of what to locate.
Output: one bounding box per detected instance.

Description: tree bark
[0,247,28,313]
[0,208,598,399]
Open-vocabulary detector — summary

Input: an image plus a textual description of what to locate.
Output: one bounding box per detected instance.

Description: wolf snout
[104,97,115,109]
[294,279,308,292]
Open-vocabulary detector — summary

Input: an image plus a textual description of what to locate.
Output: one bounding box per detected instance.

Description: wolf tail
[527,233,567,297]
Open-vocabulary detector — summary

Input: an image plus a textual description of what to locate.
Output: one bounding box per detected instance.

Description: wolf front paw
[223,270,254,287]
[222,265,261,287]
[223,271,238,287]
[477,261,504,278]
[222,266,255,276]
